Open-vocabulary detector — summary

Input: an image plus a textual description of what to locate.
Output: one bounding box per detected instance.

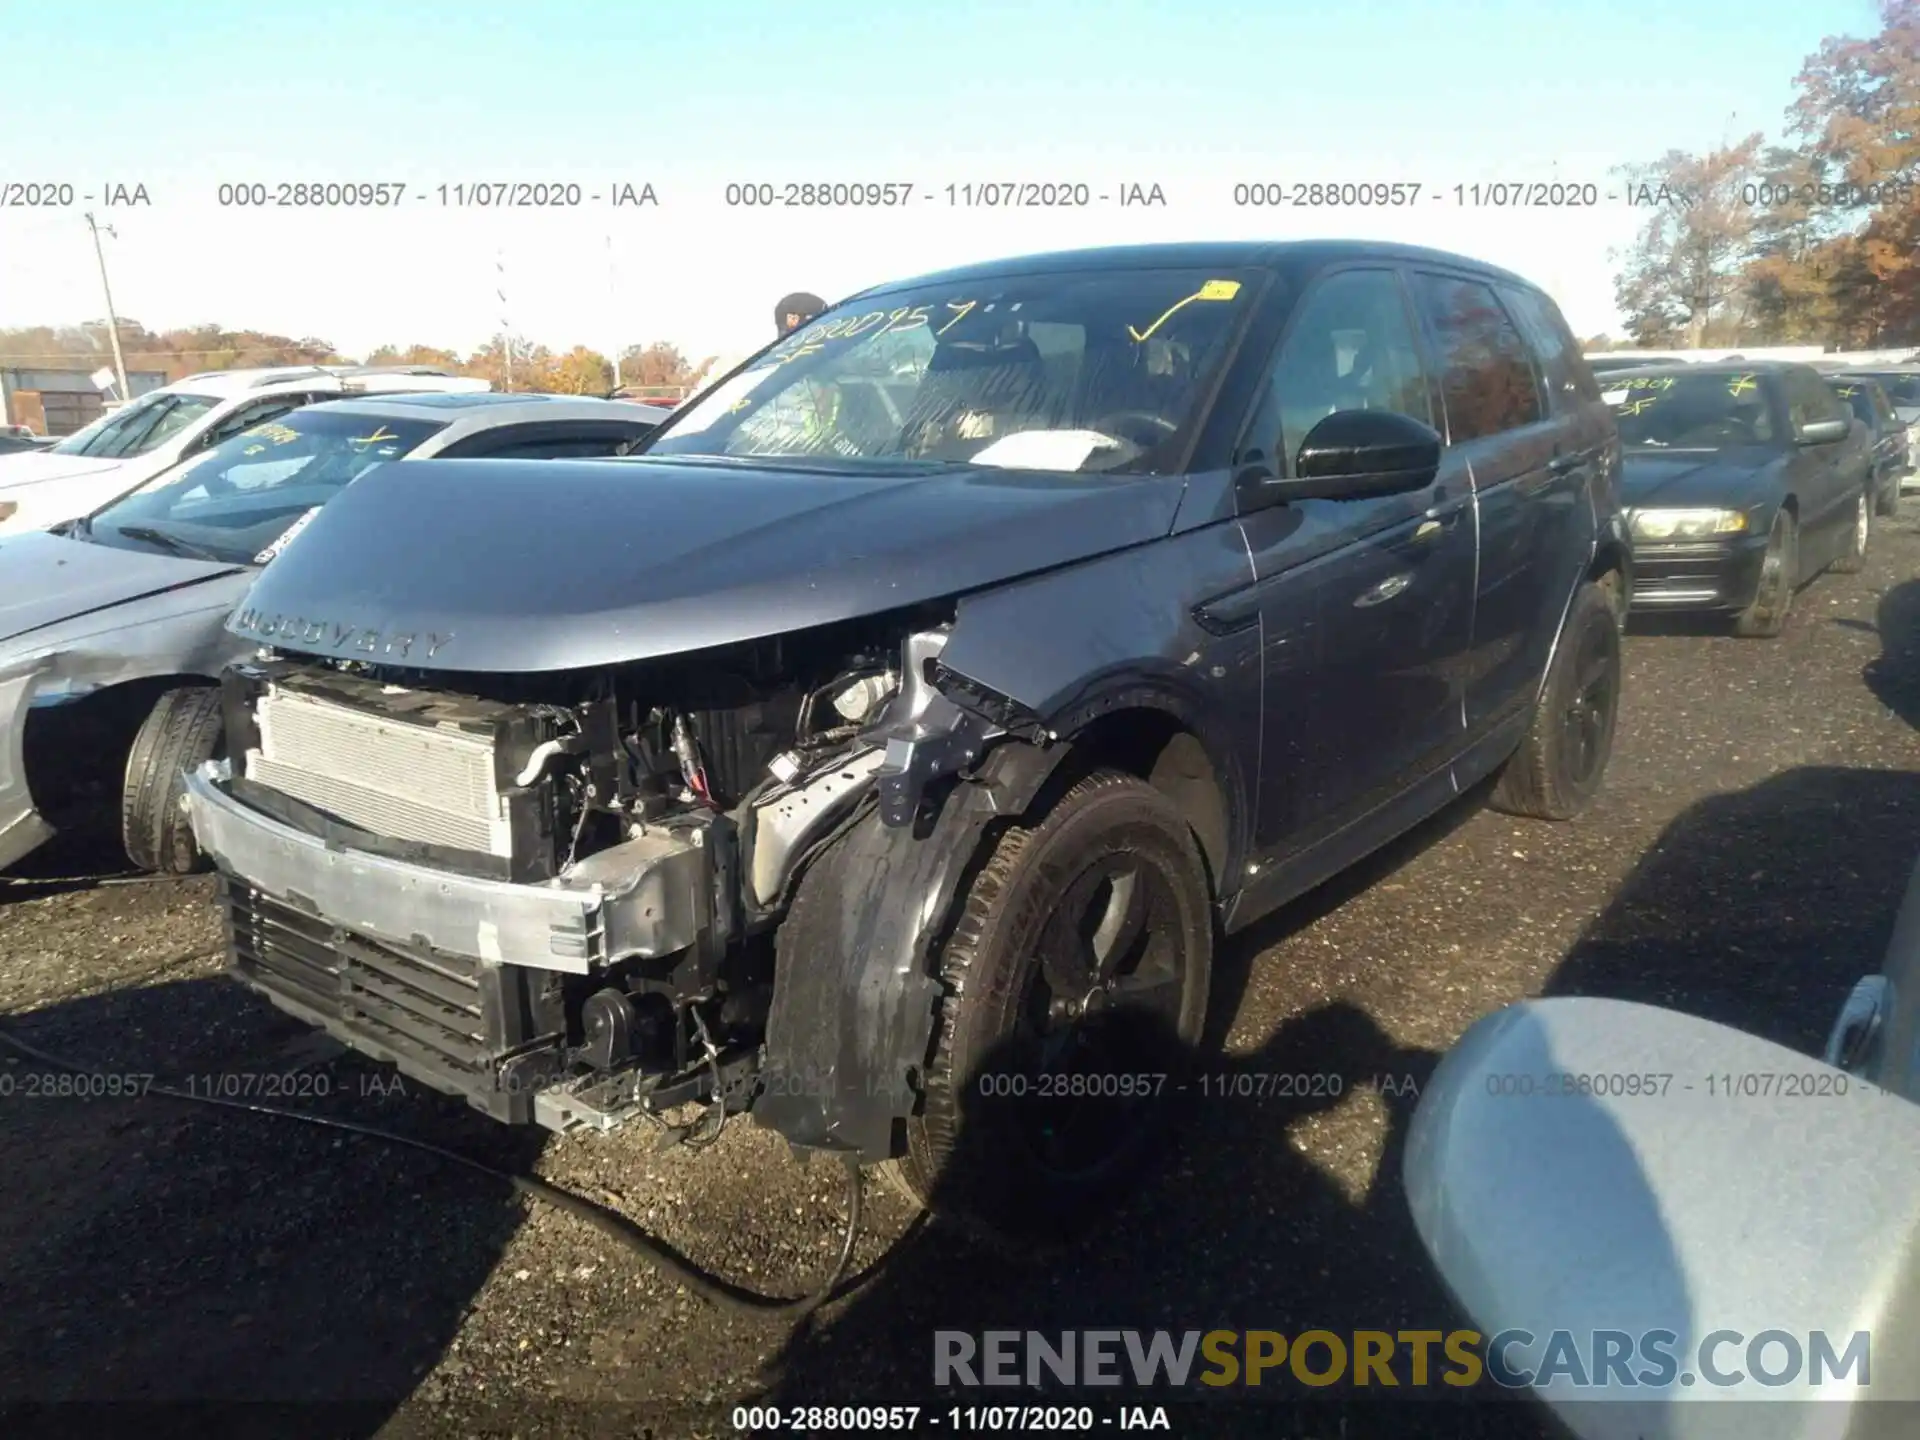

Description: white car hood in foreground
[0,451,137,534]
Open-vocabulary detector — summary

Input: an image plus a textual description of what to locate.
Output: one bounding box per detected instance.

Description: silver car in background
[0,393,668,876]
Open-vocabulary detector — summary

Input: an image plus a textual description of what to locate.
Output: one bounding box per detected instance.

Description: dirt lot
[6,508,1920,1440]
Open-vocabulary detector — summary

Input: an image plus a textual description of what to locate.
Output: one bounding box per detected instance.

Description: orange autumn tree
[1783,0,1920,345]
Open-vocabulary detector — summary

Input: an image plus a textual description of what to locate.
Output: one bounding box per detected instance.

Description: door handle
[1547,452,1582,475]
[1355,572,1413,607]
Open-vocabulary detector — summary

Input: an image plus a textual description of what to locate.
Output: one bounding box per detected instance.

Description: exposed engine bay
[201,603,1014,1140]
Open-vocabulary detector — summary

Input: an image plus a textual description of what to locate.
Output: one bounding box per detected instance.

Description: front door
[1232,265,1477,856]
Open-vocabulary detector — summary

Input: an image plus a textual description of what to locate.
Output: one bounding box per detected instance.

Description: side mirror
[1796,417,1850,446]
[1238,409,1444,511]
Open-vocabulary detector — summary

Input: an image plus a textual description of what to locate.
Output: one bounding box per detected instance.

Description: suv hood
[0,529,246,647]
[1621,449,1778,507]
[229,455,1186,673]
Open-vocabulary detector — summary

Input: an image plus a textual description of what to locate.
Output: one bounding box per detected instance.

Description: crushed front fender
[751,740,1063,1160]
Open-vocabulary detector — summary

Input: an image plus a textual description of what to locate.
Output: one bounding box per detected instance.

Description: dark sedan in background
[1607,361,1875,637]
[1830,375,1910,515]
[1835,365,1920,489]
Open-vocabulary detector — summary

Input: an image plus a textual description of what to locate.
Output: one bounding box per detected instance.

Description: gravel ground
[5,507,1920,1440]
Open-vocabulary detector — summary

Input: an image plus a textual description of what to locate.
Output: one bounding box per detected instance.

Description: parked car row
[0,385,670,873]
[0,364,496,535]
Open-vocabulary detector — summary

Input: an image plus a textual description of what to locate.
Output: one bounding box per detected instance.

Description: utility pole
[608,234,622,391]
[496,250,513,392]
[84,212,130,402]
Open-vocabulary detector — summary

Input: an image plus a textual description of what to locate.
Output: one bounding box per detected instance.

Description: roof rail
[248,365,333,387]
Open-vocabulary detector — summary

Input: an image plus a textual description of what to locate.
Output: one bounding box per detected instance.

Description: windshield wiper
[111,525,229,562]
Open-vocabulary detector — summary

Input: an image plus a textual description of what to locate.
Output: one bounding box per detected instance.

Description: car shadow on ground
[753,781,1552,1440]
[756,756,1920,1437]
[1858,577,1920,732]
[0,969,548,1439]
[0,831,151,905]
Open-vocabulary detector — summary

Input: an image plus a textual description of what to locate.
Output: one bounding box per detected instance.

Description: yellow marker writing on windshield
[351,425,399,447]
[1128,279,1241,342]
[1728,374,1758,396]
[1623,397,1658,415]
[936,300,978,337]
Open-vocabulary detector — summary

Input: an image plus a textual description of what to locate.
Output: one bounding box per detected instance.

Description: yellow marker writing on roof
[1129,280,1242,343]
[1728,374,1758,396]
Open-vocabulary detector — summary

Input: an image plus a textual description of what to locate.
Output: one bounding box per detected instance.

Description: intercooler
[245,685,514,856]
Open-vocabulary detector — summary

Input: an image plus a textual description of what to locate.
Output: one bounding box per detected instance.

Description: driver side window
[1244,269,1433,477]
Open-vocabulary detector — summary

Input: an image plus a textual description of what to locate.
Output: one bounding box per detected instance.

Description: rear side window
[1412,274,1545,442]
[1501,286,1601,408]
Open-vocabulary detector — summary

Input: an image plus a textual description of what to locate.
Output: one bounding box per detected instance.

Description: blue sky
[0,0,1876,366]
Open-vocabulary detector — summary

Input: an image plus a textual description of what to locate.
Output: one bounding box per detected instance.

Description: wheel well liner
[754,702,1234,1160]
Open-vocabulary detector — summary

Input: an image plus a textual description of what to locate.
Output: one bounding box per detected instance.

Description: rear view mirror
[1796,417,1851,445]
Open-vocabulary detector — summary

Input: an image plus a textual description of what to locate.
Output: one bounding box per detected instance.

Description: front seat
[896,338,1046,457]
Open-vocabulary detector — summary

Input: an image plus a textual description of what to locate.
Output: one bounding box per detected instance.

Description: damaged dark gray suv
[185,242,1628,1231]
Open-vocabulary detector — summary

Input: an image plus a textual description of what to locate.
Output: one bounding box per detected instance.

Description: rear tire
[121,686,224,875]
[887,771,1213,1237]
[1831,488,1870,574]
[1490,580,1621,821]
[1876,473,1900,518]
[1732,509,1798,639]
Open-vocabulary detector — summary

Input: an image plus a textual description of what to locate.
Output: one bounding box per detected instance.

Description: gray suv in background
[182,241,1628,1233]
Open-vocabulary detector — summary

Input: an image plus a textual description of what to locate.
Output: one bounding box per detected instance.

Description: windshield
[1845,372,1920,408]
[1831,382,1890,427]
[86,407,446,563]
[644,267,1257,474]
[1604,371,1778,448]
[51,390,219,458]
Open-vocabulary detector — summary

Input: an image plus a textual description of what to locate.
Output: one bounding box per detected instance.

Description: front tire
[1490,579,1621,821]
[887,771,1213,1236]
[1831,488,1870,574]
[1732,508,1798,639]
[121,686,224,875]
[1876,472,1900,518]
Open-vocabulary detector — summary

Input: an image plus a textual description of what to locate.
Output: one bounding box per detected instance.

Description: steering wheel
[1090,411,1180,447]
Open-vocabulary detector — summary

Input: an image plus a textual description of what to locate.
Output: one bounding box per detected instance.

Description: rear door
[1410,272,1587,738]
[1780,366,1860,556]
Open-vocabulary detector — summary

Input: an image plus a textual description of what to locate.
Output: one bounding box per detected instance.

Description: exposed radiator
[247,686,512,856]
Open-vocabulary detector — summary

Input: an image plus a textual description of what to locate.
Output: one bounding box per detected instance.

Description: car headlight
[1628,507,1750,541]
